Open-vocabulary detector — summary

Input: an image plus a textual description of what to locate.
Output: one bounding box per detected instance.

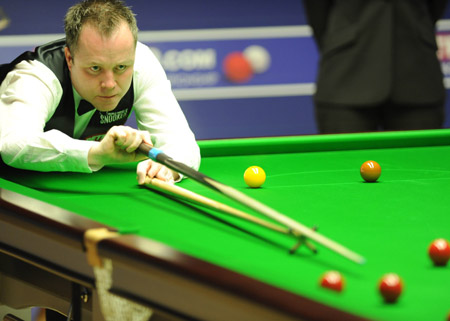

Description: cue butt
[137,143,151,156]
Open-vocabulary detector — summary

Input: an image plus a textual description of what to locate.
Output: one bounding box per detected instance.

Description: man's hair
[64,0,138,53]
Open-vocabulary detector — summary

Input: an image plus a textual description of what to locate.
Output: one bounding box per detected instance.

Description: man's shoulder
[12,59,60,85]
[133,41,165,77]
[135,41,154,58]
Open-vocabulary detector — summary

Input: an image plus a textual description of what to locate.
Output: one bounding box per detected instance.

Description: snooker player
[0,0,200,185]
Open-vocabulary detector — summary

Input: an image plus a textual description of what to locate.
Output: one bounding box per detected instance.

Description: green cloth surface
[2,129,450,321]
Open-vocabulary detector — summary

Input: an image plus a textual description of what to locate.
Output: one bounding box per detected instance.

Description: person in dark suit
[303,0,448,134]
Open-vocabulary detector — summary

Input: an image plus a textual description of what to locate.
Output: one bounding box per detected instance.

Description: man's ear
[64,46,73,71]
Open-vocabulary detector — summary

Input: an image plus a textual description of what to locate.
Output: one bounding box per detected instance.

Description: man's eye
[116,65,126,71]
[90,66,100,72]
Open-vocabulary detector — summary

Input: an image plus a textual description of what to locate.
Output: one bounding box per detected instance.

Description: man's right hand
[88,125,151,168]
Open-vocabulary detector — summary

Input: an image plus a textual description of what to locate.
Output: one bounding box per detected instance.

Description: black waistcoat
[0,38,134,141]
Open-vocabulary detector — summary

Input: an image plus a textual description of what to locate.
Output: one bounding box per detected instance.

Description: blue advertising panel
[134,27,319,138]
[148,36,317,88]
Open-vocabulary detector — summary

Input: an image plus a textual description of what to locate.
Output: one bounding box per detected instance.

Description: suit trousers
[315,100,445,134]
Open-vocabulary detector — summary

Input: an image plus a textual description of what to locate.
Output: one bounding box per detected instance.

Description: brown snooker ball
[360,160,381,182]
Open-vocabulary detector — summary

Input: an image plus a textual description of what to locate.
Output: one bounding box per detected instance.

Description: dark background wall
[0,1,307,34]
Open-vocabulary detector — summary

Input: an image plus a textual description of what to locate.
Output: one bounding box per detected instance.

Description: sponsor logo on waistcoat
[100,108,129,124]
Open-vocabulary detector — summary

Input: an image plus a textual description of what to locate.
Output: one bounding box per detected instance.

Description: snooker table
[1,129,450,321]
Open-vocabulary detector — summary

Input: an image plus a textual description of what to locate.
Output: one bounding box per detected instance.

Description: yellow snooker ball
[244,166,266,188]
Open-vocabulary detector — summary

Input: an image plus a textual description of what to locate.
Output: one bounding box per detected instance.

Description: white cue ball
[243,45,271,74]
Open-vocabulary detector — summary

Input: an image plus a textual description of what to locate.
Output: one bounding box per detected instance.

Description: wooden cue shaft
[144,177,317,253]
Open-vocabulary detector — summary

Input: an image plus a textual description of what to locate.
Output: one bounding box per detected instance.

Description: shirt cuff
[67,140,103,172]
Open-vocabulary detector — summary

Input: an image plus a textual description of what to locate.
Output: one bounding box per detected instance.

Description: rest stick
[138,144,366,264]
[144,177,317,253]
[145,177,287,233]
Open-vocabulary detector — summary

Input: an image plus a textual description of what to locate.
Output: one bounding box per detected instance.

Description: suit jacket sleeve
[302,0,333,50]
[427,0,449,22]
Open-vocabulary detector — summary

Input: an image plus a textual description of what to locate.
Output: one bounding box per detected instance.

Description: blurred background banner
[437,20,450,88]
[143,27,317,95]
[1,0,450,139]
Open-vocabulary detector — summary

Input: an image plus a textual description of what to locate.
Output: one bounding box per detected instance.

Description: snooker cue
[144,177,317,253]
[138,144,366,264]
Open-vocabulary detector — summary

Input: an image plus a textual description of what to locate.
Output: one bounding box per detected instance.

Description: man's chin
[94,100,120,112]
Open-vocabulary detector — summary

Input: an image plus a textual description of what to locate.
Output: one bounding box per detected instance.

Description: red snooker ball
[428,238,450,266]
[223,52,253,83]
[378,273,403,303]
[320,271,344,292]
[360,160,381,182]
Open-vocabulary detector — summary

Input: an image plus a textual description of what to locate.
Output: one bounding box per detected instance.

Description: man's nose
[100,70,116,89]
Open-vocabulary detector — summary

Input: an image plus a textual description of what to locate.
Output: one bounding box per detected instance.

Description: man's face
[65,21,135,112]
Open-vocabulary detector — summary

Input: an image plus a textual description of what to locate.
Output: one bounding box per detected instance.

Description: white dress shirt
[0,42,200,173]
